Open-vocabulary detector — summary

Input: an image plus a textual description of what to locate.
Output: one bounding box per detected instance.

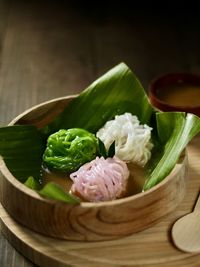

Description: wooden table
[0,1,200,266]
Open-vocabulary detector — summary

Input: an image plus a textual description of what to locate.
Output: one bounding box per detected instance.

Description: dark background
[0,1,200,266]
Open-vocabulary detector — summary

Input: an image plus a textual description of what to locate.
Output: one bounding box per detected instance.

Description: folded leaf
[0,125,45,182]
[42,63,153,135]
[39,182,80,204]
[98,138,107,158]
[108,141,115,158]
[143,112,200,190]
[24,176,42,190]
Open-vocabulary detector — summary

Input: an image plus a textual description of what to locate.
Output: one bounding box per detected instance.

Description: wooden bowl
[149,73,200,116]
[0,96,188,241]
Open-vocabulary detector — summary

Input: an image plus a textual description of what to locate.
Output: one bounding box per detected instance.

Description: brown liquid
[42,168,73,192]
[42,163,146,198]
[126,163,146,196]
[157,84,200,107]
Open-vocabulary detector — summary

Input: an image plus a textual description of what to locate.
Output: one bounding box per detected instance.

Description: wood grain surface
[1,1,200,266]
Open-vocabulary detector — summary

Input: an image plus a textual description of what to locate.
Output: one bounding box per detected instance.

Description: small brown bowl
[0,96,188,241]
[149,73,200,116]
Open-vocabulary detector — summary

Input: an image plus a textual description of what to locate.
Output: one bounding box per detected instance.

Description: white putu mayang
[96,113,153,166]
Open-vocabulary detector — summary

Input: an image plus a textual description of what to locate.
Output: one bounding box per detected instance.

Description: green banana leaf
[42,62,154,135]
[39,182,80,204]
[24,176,42,190]
[24,177,80,204]
[143,112,200,190]
[1,62,200,204]
[0,125,45,182]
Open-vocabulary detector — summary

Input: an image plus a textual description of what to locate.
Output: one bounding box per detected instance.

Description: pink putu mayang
[70,156,130,202]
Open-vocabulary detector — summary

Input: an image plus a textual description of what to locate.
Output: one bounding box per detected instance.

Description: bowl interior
[149,73,200,116]
[0,96,188,241]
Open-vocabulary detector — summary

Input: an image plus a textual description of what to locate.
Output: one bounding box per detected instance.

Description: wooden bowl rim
[9,95,78,126]
[0,95,187,208]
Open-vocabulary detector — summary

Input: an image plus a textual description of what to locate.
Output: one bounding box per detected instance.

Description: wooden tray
[0,135,200,267]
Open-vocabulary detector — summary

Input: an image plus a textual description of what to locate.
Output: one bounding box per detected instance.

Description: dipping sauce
[149,73,200,116]
[156,84,200,107]
[42,167,73,192]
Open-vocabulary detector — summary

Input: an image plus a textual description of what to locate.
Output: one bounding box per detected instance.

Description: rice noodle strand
[70,156,129,202]
[96,113,153,166]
